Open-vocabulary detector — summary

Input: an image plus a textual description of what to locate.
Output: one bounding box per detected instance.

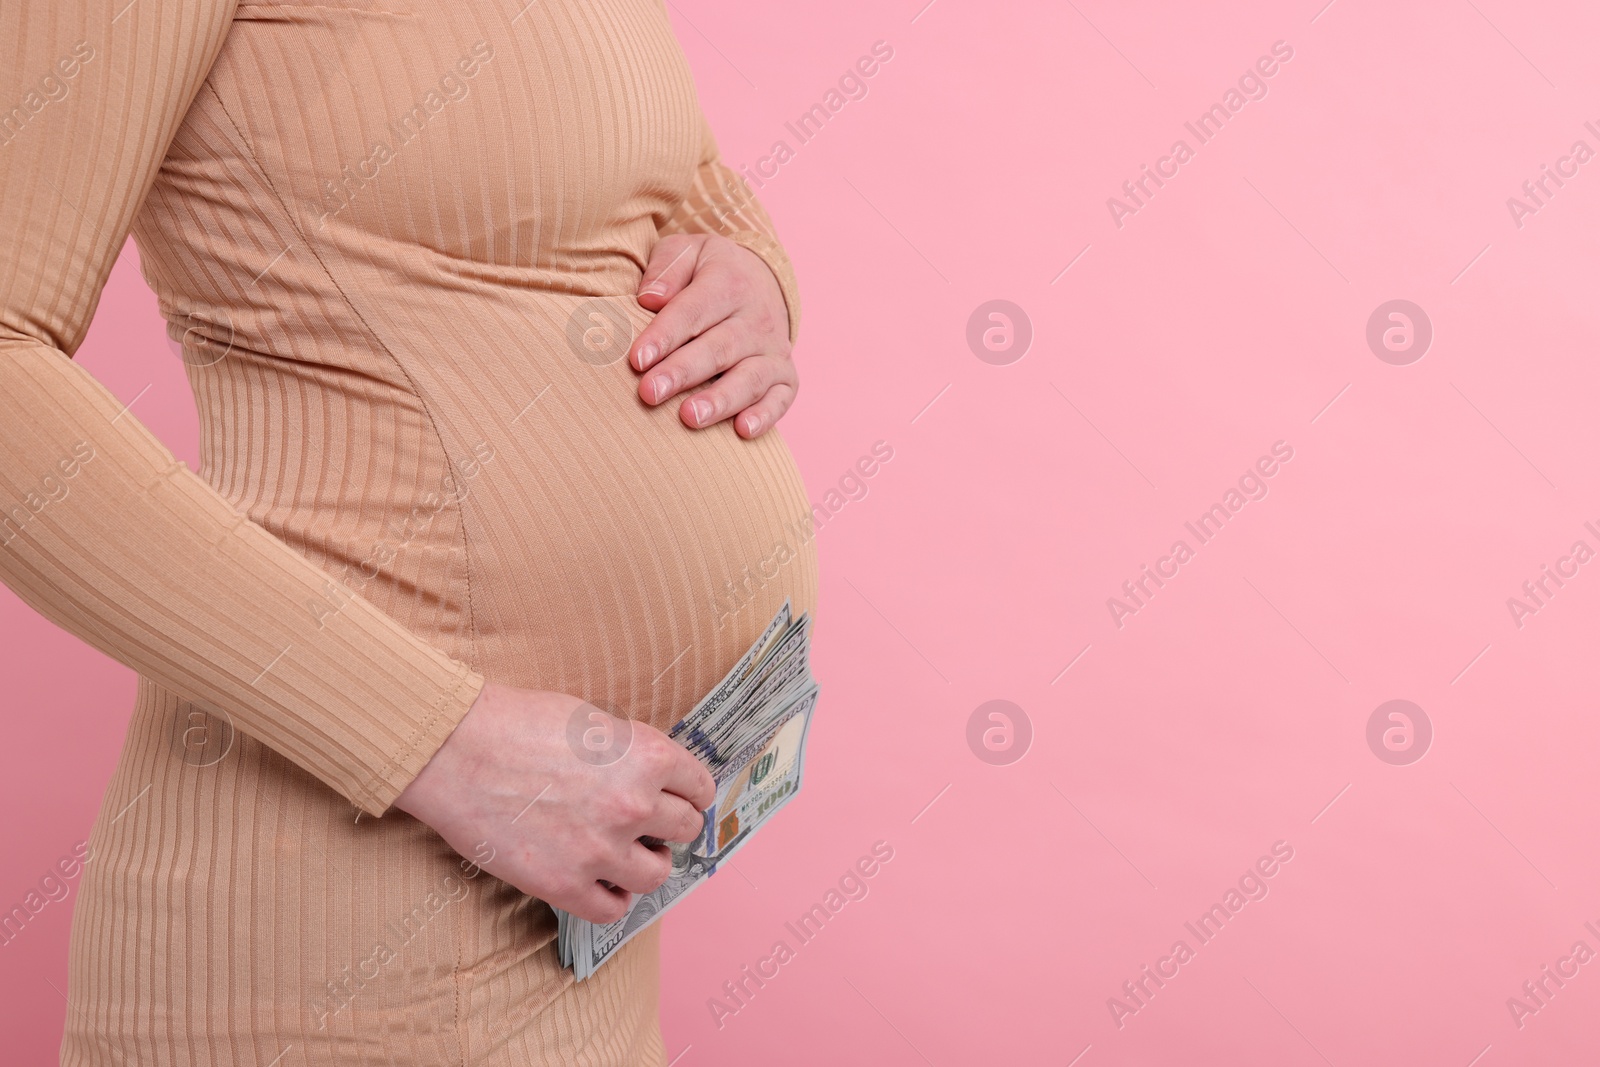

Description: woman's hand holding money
[395,682,716,923]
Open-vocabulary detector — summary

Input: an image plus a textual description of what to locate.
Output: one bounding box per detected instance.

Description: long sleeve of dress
[0,0,485,818]
[656,112,804,346]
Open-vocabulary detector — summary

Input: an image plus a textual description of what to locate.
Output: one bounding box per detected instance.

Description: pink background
[7,0,1600,1063]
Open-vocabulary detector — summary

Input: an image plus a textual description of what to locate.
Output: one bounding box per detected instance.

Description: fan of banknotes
[556,598,819,980]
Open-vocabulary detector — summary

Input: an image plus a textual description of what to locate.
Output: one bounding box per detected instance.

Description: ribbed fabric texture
[0,1,816,1063]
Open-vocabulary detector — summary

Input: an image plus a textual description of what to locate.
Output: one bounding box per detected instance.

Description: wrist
[393,675,498,819]
[724,229,801,345]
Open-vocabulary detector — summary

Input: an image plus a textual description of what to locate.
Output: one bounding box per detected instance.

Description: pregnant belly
[437,297,819,734]
[193,286,818,734]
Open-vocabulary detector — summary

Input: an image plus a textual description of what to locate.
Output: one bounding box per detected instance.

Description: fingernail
[636,342,659,370]
[639,283,666,297]
[650,374,671,402]
[688,398,711,424]
[744,414,761,435]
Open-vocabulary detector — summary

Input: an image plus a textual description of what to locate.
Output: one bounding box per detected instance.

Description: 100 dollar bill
[571,687,816,978]
[558,600,818,980]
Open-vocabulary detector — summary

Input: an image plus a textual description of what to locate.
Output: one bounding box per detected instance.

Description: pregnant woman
[0,0,817,1063]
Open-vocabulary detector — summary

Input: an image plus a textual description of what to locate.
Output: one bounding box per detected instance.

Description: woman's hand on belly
[394,682,715,924]
[628,233,798,439]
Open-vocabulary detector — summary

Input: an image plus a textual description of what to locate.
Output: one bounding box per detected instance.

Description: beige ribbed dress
[0,1,818,1062]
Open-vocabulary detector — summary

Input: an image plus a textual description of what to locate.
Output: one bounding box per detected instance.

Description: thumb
[636,234,703,311]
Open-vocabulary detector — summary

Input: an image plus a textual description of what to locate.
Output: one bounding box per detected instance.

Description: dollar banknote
[556,599,818,980]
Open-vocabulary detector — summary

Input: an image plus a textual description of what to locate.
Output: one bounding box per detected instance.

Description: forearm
[0,338,484,815]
